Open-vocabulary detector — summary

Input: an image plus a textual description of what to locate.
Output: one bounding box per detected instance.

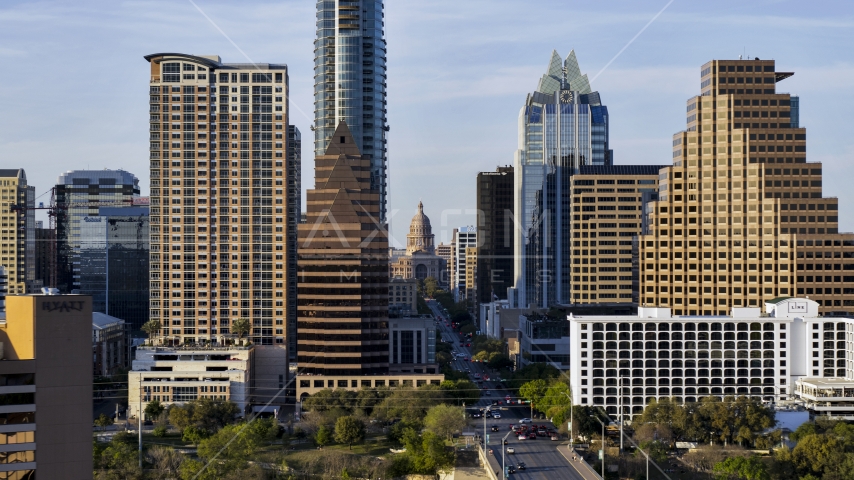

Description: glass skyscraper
[314,0,389,219]
[79,206,150,331]
[512,51,612,309]
[55,169,140,293]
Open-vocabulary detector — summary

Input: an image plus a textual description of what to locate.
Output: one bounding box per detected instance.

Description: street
[427,300,597,480]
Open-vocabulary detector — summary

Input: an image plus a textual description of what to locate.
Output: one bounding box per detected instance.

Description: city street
[427,300,596,480]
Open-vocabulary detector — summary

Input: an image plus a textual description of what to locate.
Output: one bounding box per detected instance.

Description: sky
[0,0,853,248]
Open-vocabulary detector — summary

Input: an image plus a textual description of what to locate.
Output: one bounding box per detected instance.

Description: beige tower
[639,59,854,316]
[1,169,37,297]
[145,53,293,347]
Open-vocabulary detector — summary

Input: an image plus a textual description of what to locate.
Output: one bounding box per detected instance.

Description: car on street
[507,465,516,474]
[519,418,532,423]
[518,434,526,440]
[550,434,559,441]
[506,447,515,454]
[492,412,501,419]
[517,462,527,470]
[491,425,500,432]
[527,433,537,440]
[471,412,481,418]
[474,373,481,378]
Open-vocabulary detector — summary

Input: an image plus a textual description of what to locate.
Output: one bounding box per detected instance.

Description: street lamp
[501,430,512,479]
[562,391,573,450]
[590,414,606,480]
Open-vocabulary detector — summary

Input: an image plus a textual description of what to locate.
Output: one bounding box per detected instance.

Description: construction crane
[9,187,133,289]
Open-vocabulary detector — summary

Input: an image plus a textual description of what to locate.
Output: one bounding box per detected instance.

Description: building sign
[41,300,86,312]
[788,301,808,313]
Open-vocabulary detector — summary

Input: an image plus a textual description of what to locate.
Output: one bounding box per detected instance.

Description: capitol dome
[406,201,435,255]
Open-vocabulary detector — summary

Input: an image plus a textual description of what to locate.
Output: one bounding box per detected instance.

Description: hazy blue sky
[1,0,852,247]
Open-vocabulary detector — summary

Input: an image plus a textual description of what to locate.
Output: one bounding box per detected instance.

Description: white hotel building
[568,297,854,418]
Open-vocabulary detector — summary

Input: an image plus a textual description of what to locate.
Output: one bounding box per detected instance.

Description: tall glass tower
[512,51,612,309]
[314,0,389,220]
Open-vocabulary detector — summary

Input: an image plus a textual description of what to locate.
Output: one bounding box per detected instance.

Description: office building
[129,345,252,418]
[519,311,570,370]
[567,166,662,303]
[389,315,438,374]
[477,166,514,303]
[0,294,93,479]
[297,122,389,376]
[512,51,613,309]
[436,242,454,288]
[55,170,140,293]
[34,222,54,289]
[389,202,446,284]
[92,312,129,376]
[453,227,477,302]
[78,206,150,331]
[638,58,854,316]
[145,53,295,353]
[286,125,301,363]
[314,0,389,220]
[1,169,37,295]
[389,277,417,316]
[465,246,477,307]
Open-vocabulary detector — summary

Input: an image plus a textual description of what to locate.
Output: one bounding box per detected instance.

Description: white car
[519,418,532,423]
[492,412,501,419]
[518,434,526,440]
[506,447,515,454]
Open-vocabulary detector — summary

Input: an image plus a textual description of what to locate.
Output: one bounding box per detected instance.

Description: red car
[466,343,471,347]
[528,433,537,440]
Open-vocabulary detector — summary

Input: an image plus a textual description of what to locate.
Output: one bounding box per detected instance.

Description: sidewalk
[556,443,603,480]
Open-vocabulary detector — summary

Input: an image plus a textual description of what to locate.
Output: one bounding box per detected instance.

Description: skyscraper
[55,170,140,293]
[78,205,150,331]
[144,53,296,350]
[512,51,612,309]
[297,122,389,376]
[477,166,514,303]
[453,227,477,302]
[638,58,854,316]
[0,169,36,296]
[314,0,389,220]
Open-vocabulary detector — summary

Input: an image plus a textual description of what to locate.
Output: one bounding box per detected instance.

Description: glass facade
[513,51,612,309]
[314,0,389,219]
[55,170,140,293]
[79,206,150,331]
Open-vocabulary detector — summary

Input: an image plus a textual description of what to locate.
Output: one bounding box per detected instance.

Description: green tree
[141,319,162,344]
[191,397,240,433]
[231,318,251,340]
[713,455,770,480]
[518,379,548,406]
[792,433,844,477]
[168,404,193,430]
[97,436,143,479]
[94,413,114,431]
[315,425,332,447]
[487,352,514,370]
[424,404,467,440]
[182,425,209,444]
[334,415,366,449]
[440,379,481,406]
[145,399,165,420]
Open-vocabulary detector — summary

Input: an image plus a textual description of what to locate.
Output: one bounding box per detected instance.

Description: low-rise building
[389,315,438,374]
[92,312,128,376]
[128,346,253,419]
[568,297,850,419]
[520,312,570,370]
[296,373,445,400]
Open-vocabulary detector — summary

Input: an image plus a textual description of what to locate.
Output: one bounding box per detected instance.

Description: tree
[713,455,770,480]
[96,435,142,478]
[518,379,548,406]
[168,404,193,430]
[487,353,513,370]
[145,399,165,420]
[315,425,332,447]
[424,404,466,440]
[191,398,240,433]
[146,445,183,479]
[94,413,114,431]
[334,416,366,449]
[792,433,844,477]
[141,319,161,344]
[423,277,440,298]
[232,318,251,340]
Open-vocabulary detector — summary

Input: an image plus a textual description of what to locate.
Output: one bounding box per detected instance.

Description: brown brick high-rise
[639,58,854,316]
[297,122,390,375]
